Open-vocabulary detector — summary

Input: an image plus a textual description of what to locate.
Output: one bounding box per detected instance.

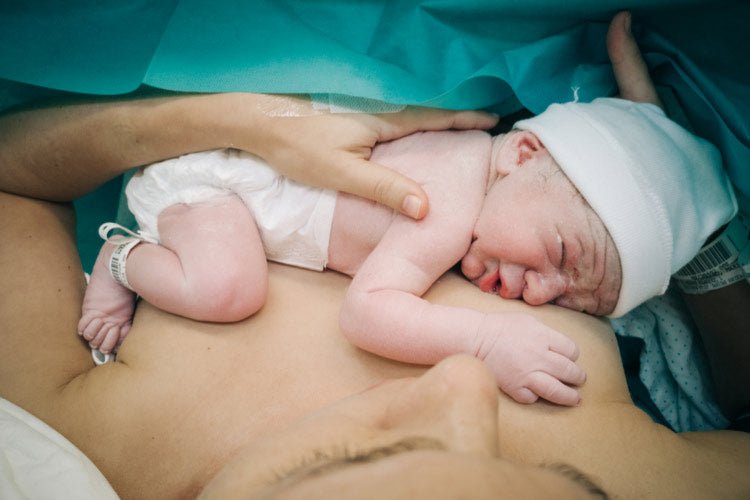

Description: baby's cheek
[552,295,585,313]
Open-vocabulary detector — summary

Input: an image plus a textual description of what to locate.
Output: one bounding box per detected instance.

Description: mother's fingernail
[402,194,422,219]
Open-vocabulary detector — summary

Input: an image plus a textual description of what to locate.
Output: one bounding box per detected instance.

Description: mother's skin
[1,186,749,498]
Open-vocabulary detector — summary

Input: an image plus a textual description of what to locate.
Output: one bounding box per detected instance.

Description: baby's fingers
[507,386,539,405]
[546,351,586,387]
[546,328,580,362]
[526,372,581,407]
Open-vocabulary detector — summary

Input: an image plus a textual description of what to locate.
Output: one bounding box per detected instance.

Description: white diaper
[126,149,337,271]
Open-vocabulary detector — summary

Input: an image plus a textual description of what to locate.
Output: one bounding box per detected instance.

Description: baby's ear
[493,130,547,175]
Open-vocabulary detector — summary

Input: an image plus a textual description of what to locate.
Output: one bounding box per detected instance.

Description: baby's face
[461,133,622,316]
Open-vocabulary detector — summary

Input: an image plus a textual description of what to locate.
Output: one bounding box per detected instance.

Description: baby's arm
[339,132,585,406]
[342,258,584,406]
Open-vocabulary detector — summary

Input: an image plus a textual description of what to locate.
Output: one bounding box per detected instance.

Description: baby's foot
[78,243,137,354]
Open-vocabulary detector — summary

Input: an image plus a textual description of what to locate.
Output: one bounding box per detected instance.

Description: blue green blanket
[2,0,747,194]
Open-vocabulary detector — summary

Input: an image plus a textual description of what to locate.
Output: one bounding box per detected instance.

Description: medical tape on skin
[673,213,750,294]
[310,94,406,114]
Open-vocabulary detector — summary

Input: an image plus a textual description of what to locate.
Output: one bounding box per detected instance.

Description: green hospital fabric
[0,1,178,94]
[1,0,748,268]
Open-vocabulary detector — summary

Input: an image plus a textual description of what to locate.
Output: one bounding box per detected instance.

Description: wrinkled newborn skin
[462,131,622,316]
[330,129,622,316]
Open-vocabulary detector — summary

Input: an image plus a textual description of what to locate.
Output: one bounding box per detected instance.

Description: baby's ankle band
[108,238,141,291]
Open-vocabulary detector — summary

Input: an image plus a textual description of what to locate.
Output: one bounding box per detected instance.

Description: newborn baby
[79,98,736,407]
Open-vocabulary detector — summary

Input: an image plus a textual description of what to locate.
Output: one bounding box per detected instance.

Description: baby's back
[328,130,492,276]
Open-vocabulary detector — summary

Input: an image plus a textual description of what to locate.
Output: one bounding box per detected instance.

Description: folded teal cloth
[2,1,747,195]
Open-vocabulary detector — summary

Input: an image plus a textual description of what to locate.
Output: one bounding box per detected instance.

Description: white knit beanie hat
[515,98,737,317]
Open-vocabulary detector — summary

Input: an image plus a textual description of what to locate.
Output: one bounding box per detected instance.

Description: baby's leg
[79,194,267,353]
[128,194,268,323]
[79,240,140,353]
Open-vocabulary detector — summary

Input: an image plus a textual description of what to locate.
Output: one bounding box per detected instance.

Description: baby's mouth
[477,270,500,294]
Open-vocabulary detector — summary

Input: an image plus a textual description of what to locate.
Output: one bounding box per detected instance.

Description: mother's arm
[0,93,497,212]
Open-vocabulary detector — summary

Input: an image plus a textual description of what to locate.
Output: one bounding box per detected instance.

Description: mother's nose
[383,355,500,456]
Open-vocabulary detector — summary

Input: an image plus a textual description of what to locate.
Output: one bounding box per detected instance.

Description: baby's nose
[460,252,485,280]
[522,270,568,305]
[496,263,526,299]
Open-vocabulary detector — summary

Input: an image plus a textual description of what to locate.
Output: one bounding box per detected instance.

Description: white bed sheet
[0,398,118,499]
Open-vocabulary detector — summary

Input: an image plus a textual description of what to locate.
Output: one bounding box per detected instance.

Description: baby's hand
[471,312,585,406]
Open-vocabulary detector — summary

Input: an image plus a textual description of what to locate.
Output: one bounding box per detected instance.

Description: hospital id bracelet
[98,222,153,293]
[108,238,142,292]
[673,212,750,294]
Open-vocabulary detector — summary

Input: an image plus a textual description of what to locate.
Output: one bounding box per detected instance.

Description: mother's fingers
[333,156,430,219]
[607,11,663,109]
[375,107,499,142]
[263,106,497,220]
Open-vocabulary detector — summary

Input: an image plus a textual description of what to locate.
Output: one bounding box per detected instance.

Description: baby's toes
[88,323,113,350]
[79,315,104,341]
[99,325,125,354]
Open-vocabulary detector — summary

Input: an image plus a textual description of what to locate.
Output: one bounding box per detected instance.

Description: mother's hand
[607,11,663,109]
[258,105,498,219]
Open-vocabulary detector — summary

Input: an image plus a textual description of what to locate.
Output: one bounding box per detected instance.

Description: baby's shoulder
[378,129,491,155]
[373,130,491,184]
